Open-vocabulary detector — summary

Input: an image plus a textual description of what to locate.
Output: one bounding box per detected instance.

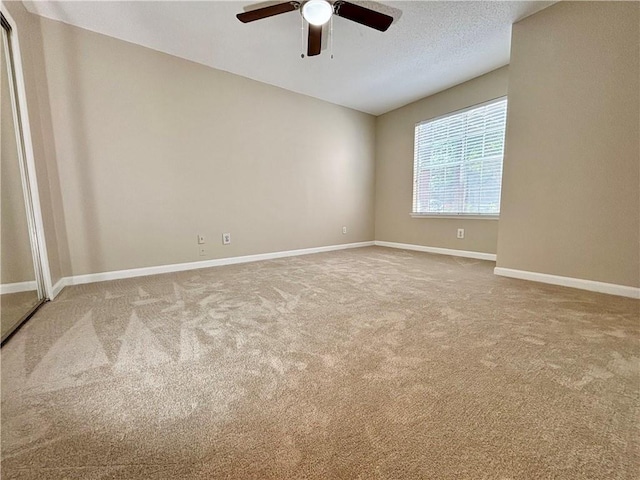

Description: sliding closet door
[1,15,45,342]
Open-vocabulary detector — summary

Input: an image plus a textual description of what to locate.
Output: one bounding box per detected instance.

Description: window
[412,97,508,217]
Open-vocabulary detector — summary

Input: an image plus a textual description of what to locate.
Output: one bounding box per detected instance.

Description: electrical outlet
[222,233,231,245]
[197,234,205,245]
[342,226,347,235]
[198,246,206,256]
[457,228,465,239]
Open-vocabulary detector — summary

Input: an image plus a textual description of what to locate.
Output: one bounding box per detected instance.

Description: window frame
[411,96,508,220]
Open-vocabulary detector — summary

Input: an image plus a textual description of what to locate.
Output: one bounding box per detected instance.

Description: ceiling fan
[236,0,393,57]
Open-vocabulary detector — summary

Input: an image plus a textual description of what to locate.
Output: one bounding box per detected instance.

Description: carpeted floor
[1,246,638,479]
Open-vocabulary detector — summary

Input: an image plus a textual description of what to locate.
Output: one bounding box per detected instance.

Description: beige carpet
[1,246,638,479]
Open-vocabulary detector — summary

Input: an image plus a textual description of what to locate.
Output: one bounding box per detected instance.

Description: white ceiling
[23,0,554,115]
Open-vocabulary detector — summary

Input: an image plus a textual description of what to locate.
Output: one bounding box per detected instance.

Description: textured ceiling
[23,1,554,115]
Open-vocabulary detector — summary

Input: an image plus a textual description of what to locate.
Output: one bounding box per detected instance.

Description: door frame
[1,6,53,301]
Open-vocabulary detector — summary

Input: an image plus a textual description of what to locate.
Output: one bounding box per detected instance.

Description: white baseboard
[494,267,640,299]
[52,241,375,293]
[374,241,497,261]
[39,243,640,301]
[50,277,67,300]
[0,280,37,295]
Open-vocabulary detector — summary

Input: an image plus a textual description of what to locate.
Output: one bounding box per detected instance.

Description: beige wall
[374,67,509,254]
[1,35,34,284]
[2,0,69,286]
[497,1,640,287]
[36,17,375,276]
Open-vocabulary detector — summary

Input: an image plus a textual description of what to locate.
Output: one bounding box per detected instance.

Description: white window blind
[413,97,508,216]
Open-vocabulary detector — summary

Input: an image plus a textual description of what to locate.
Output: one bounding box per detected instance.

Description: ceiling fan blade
[237,1,300,23]
[307,24,322,57]
[333,1,393,32]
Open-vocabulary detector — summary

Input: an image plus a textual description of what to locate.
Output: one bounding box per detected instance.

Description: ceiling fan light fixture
[302,0,333,26]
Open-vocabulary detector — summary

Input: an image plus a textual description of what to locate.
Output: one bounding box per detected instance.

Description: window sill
[410,213,499,220]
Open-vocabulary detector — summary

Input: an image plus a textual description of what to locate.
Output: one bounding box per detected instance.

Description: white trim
[410,213,499,220]
[1,6,54,300]
[374,241,496,261]
[50,277,66,299]
[0,280,37,295]
[494,267,640,299]
[55,242,374,288]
